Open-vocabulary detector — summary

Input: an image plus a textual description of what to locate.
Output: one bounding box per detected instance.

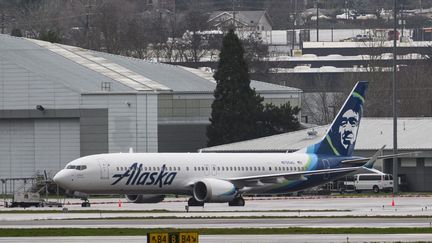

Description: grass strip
[1,227,432,237]
[69,215,432,220]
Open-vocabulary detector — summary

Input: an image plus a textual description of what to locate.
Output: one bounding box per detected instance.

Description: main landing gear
[81,199,91,207]
[187,197,204,207]
[228,196,245,207]
[186,196,245,207]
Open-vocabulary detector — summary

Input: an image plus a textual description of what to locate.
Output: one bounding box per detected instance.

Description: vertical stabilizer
[301,81,368,156]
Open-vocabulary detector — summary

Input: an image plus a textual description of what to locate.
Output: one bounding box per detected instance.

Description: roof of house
[208,10,271,27]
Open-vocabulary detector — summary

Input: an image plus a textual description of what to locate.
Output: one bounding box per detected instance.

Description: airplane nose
[53,170,68,188]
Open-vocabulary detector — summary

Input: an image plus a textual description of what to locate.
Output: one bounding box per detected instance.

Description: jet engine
[125,194,165,203]
[193,178,237,203]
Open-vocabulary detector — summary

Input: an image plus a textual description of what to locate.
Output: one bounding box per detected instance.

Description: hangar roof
[201,117,432,152]
[0,34,299,94]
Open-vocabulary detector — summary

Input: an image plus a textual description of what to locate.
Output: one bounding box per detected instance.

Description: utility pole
[316,0,319,42]
[85,0,93,49]
[392,0,399,194]
[1,11,4,34]
[291,0,298,51]
[232,0,236,30]
[400,2,404,38]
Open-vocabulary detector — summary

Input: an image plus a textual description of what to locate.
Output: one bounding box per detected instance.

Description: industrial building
[202,118,432,192]
[0,34,301,179]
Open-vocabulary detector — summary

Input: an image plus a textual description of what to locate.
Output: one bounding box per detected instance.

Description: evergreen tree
[257,103,300,137]
[207,29,301,147]
[207,29,263,146]
[39,30,62,43]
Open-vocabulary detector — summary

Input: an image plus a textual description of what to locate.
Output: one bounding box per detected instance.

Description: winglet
[363,145,386,169]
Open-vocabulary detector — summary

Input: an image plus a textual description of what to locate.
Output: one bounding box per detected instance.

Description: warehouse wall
[82,93,158,153]
[0,58,80,110]
[0,118,79,178]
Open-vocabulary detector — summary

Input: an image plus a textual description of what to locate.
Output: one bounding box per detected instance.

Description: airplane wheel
[81,202,91,207]
[229,197,245,207]
[188,197,204,207]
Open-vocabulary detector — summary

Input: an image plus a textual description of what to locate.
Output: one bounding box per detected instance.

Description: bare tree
[302,77,347,125]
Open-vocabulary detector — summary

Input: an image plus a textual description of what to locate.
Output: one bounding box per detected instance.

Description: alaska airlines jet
[53,81,397,207]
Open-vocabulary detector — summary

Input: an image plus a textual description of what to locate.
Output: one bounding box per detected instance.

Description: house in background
[208,10,273,32]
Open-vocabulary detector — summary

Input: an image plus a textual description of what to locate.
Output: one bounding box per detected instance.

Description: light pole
[392,0,399,194]
[316,0,319,41]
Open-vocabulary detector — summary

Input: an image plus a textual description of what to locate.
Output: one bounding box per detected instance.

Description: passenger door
[99,162,109,180]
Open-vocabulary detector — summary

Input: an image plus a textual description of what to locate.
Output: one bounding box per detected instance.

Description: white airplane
[53,81,402,207]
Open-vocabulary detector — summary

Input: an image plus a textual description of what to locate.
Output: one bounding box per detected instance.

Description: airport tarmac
[1,196,432,242]
[0,235,432,243]
[1,196,432,220]
[1,217,432,228]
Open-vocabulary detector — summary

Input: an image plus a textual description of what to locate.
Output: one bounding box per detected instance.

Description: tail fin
[301,81,368,156]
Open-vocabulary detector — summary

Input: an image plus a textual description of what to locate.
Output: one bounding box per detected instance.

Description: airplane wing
[341,151,419,165]
[226,166,361,187]
[227,147,390,188]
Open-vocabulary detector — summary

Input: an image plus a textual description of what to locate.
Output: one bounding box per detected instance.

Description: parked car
[352,173,393,193]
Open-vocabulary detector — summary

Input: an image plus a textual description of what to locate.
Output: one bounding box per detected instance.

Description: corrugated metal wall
[82,93,158,153]
[0,58,80,110]
[0,119,80,178]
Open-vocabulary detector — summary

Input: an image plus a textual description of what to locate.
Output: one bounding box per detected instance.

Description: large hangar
[0,34,301,179]
[202,118,432,192]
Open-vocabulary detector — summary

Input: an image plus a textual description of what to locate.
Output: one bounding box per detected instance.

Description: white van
[353,174,393,193]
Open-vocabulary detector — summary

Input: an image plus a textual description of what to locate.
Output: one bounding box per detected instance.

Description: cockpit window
[76,165,87,170]
[66,165,87,170]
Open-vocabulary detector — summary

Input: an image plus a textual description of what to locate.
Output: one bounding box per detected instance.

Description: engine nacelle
[125,194,165,203]
[193,178,237,203]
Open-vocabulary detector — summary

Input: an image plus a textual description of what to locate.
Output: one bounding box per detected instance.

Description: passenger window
[268,167,271,171]
[217,167,220,171]
[205,167,208,171]
[178,167,180,171]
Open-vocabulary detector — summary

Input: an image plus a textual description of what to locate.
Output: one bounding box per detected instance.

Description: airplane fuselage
[54,152,354,195]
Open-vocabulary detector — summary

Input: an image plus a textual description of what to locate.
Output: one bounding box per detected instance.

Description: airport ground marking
[1,227,432,237]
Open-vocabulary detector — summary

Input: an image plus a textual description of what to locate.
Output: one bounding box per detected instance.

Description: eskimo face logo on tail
[111,163,176,188]
[339,109,359,149]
